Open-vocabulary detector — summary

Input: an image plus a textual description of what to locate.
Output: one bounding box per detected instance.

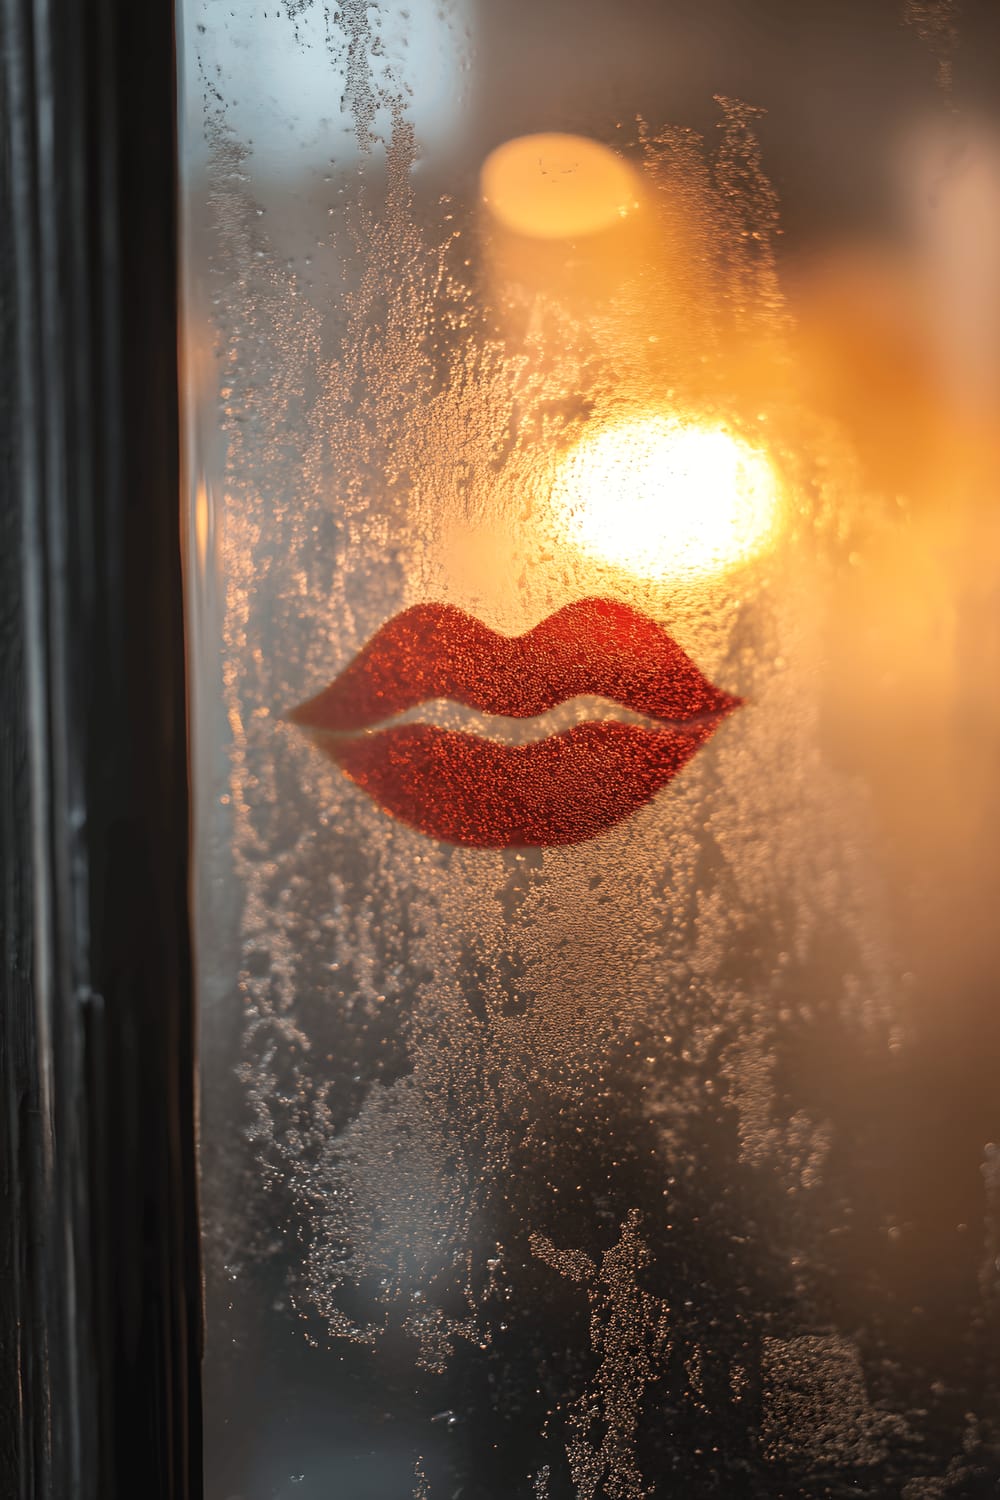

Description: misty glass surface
[180,4,1000,1495]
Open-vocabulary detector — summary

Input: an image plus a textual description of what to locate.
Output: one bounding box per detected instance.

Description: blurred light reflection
[550,414,782,583]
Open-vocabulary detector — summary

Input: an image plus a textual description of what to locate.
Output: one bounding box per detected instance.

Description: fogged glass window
[180,3,1000,1495]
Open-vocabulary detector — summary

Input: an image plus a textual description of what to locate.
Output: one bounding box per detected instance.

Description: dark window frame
[1,0,201,1495]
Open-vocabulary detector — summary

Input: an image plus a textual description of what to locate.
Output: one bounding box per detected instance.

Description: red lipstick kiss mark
[289,598,740,848]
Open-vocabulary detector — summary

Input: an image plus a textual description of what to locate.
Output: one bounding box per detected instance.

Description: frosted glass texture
[180,3,1000,1495]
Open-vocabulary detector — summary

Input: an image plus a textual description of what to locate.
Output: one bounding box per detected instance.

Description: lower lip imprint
[327,719,723,848]
[289,598,741,849]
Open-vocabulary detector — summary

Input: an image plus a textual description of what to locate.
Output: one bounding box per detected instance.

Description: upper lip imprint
[289,597,741,848]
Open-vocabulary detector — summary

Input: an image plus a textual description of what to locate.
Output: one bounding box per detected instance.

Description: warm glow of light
[551,415,782,582]
[195,476,210,569]
[480,133,641,240]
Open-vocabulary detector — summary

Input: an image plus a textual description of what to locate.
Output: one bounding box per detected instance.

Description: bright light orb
[551,415,782,583]
[480,133,640,240]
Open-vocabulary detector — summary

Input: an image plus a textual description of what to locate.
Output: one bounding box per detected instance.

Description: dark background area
[471,0,1000,255]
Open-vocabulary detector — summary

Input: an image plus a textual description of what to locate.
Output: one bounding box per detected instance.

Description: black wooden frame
[1,0,201,1496]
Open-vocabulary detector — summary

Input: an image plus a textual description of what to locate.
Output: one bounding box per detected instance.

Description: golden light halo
[550,414,783,583]
[480,132,641,240]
